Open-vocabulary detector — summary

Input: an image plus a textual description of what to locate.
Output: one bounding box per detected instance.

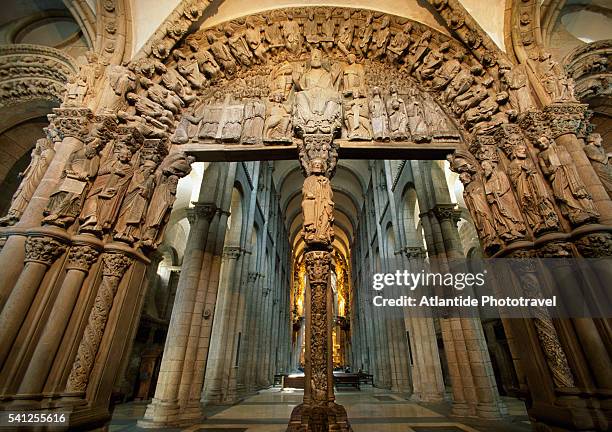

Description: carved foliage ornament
[66,244,101,272]
[24,236,67,266]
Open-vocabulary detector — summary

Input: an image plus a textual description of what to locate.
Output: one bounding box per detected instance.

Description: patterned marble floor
[110,387,533,432]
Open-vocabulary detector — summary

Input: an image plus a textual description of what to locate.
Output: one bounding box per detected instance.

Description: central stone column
[287,134,351,431]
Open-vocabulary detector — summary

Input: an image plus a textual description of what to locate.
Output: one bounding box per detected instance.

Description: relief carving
[263,93,292,144]
[535,136,599,226]
[584,133,612,199]
[302,160,335,248]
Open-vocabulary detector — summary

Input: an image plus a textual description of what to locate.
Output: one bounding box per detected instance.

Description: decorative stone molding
[66,244,101,272]
[48,107,94,139]
[537,241,574,258]
[66,251,132,392]
[187,202,217,224]
[543,102,590,139]
[94,0,132,65]
[24,236,67,266]
[222,246,242,259]
[563,39,611,101]
[402,246,426,259]
[432,204,460,222]
[0,44,78,108]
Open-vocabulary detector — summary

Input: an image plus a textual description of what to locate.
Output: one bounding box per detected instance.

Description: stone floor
[110,387,533,432]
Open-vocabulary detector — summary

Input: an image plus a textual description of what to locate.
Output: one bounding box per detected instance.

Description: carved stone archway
[0,2,610,432]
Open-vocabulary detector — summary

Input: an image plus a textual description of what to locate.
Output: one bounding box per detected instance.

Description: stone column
[139,202,216,427]
[18,238,101,394]
[0,234,67,368]
[287,133,351,432]
[65,251,133,393]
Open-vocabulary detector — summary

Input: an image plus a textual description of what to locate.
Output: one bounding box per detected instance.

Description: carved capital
[537,241,574,258]
[223,246,242,259]
[101,252,132,278]
[432,204,461,222]
[518,110,549,142]
[297,134,339,179]
[24,236,66,266]
[543,103,590,139]
[187,202,217,224]
[403,246,425,259]
[50,108,94,139]
[574,232,612,258]
[66,245,101,272]
[305,250,331,286]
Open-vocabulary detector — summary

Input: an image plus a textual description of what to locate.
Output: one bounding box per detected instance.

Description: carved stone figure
[97,65,137,115]
[506,139,559,233]
[369,87,389,141]
[118,111,168,139]
[417,41,449,81]
[336,10,354,57]
[405,90,430,142]
[302,159,334,247]
[282,13,301,54]
[126,92,174,127]
[356,12,374,58]
[245,18,266,63]
[452,75,492,115]
[220,104,244,142]
[141,154,194,248]
[304,11,319,51]
[387,23,412,63]
[293,49,342,135]
[535,136,599,225]
[481,160,526,241]
[160,66,196,106]
[536,51,576,102]
[342,54,366,95]
[175,51,206,88]
[408,30,432,71]
[43,138,101,227]
[196,49,221,79]
[270,61,294,101]
[242,100,266,144]
[79,144,135,233]
[62,75,88,108]
[442,65,474,103]
[499,63,533,112]
[343,92,372,141]
[263,93,292,144]
[386,86,409,140]
[431,49,463,90]
[264,15,284,54]
[0,131,56,225]
[584,133,612,198]
[370,16,390,59]
[114,159,157,243]
[207,32,237,74]
[225,26,253,66]
[140,76,183,114]
[458,169,501,251]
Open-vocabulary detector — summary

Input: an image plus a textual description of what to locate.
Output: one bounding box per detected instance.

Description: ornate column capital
[101,252,133,277]
[537,241,574,258]
[49,107,94,139]
[432,204,461,222]
[543,103,590,139]
[402,246,426,259]
[575,232,612,258]
[304,250,332,287]
[24,236,66,266]
[518,110,548,142]
[66,244,101,272]
[187,202,217,224]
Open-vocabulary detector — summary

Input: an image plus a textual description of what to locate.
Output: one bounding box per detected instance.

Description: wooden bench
[333,373,360,390]
[283,375,305,389]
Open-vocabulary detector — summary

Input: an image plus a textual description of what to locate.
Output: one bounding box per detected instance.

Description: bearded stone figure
[293,49,341,135]
[97,65,137,115]
[584,133,612,199]
[43,139,101,227]
[114,160,158,243]
[535,136,598,225]
[0,130,56,226]
[263,93,292,143]
[481,159,526,241]
[79,145,135,233]
[458,169,501,252]
[302,160,334,248]
[141,154,194,248]
[506,140,559,233]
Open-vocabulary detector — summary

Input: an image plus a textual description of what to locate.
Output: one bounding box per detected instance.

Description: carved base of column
[137,399,181,428]
[286,402,352,431]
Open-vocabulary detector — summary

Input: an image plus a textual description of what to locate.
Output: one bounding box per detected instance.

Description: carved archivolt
[0,44,78,108]
[563,40,611,101]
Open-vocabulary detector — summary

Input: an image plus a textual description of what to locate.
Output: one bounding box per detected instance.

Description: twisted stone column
[0,235,67,369]
[65,251,132,392]
[19,238,101,394]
